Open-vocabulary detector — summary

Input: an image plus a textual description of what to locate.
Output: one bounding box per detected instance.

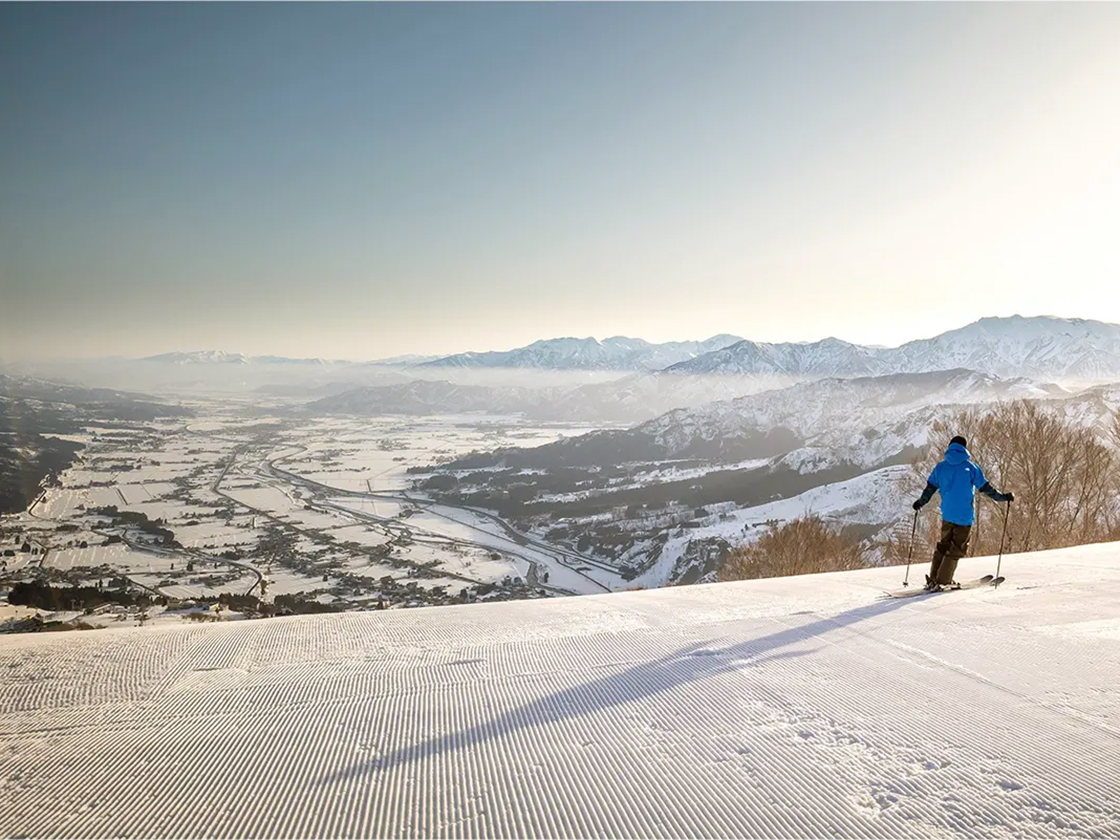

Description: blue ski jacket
[925,442,988,526]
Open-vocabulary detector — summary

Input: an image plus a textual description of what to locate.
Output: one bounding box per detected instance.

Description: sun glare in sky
[1,3,1118,361]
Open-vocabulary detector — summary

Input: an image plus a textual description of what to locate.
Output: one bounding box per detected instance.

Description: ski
[884,575,995,599]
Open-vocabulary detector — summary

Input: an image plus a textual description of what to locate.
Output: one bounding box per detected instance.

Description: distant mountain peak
[139,351,343,366]
[141,350,249,365]
[419,335,745,371]
[669,316,1120,380]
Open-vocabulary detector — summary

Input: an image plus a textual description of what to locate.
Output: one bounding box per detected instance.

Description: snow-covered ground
[732,464,914,527]
[3,541,1119,838]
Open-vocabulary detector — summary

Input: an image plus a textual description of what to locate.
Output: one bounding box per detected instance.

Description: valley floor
[3,542,1120,838]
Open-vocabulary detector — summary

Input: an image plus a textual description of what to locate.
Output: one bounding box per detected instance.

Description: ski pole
[970,495,979,556]
[903,509,918,587]
[995,499,1011,580]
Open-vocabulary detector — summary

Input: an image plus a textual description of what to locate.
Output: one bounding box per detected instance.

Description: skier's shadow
[322,594,914,785]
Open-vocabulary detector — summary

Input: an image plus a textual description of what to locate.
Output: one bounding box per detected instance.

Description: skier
[912,435,1013,591]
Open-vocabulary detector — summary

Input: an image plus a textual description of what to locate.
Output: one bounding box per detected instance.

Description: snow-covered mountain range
[419,335,745,371]
[128,316,1120,381]
[140,351,345,366]
[668,316,1120,380]
[666,336,884,377]
[639,368,1063,459]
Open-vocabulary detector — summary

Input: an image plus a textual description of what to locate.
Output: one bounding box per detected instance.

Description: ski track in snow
[3,545,1120,838]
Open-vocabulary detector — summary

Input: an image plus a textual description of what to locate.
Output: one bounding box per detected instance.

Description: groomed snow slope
[3,543,1120,838]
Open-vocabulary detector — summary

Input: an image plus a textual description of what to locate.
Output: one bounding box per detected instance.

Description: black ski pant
[929,521,971,585]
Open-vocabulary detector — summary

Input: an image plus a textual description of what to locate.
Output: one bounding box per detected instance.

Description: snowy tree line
[900,400,1120,560]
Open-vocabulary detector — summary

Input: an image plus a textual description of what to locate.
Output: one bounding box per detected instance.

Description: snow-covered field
[4,410,628,609]
[3,542,1119,838]
[43,543,148,572]
[265,419,626,593]
[277,414,607,493]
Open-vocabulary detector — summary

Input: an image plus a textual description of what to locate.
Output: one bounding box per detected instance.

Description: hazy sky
[2,3,1119,361]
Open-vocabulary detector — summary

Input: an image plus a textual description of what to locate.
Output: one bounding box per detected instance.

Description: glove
[912,499,925,511]
[1000,492,1014,503]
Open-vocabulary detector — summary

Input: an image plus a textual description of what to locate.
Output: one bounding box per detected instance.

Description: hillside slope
[3,542,1120,838]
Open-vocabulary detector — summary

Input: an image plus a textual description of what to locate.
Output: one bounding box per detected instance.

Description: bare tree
[720,516,869,582]
[901,400,1120,562]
